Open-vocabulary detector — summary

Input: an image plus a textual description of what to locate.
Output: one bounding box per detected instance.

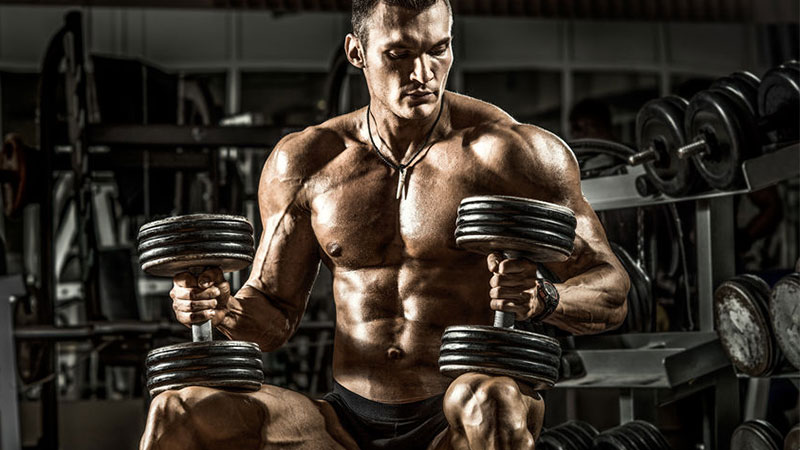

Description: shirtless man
[140,0,629,448]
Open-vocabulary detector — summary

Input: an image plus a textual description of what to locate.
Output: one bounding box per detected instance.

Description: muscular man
[141,1,629,449]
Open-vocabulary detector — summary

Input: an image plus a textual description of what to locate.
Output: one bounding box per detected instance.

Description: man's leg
[431,373,545,450]
[140,384,359,450]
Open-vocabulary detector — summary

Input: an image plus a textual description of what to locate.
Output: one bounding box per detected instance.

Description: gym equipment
[758,62,800,143]
[628,96,705,197]
[610,243,653,333]
[731,420,783,450]
[138,214,263,396]
[770,272,800,369]
[439,196,576,389]
[537,420,598,450]
[592,420,671,449]
[785,424,800,450]
[714,274,782,377]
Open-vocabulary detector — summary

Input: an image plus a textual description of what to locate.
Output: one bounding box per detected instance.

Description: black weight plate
[546,427,583,450]
[620,422,656,450]
[712,73,759,116]
[438,354,558,389]
[140,242,255,276]
[608,426,645,450]
[555,424,593,450]
[536,436,570,450]
[785,424,800,450]
[147,355,264,377]
[139,214,253,241]
[149,378,263,397]
[758,65,800,142]
[458,196,577,227]
[455,224,574,249]
[714,279,772,376]
[592,432,629,450]
[686,89,752,190]
[770,273,800,369]
[148,367,264,389]
[751,420,783,450]
[442,325,561,354]
[455,235,572,263]
[146,341,262,366]
[456,213,576,237]
[711,87,761,160]
[731,420,782,450]
[439,342,561,368]
[626,421,670,450]
[138,230,254,253]
[568,420,599,446]
[610,243,652,333]
[636,97,701,197]
[139,241,254,264]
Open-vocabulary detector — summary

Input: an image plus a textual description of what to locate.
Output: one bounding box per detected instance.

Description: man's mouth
[406,91,435,99]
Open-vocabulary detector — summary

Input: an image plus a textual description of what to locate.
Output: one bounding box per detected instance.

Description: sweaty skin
[143,2,629,449]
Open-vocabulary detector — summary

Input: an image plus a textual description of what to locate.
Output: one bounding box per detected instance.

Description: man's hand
[487,252,543,320]
[169,267,231,327]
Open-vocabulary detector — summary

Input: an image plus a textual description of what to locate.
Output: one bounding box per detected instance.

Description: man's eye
[429,46,448,56]
[388,52,409,60]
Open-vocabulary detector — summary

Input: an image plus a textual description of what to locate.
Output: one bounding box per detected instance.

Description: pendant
[396,167,407,200]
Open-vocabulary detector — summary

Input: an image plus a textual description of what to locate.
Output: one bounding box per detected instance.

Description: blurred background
[0,1,797,449]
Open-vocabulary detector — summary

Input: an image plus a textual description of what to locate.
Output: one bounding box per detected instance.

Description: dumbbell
[769,272,800,370]
[592,420,671,450]
[137,214,264,396]
[538,420,599,450]
[731,420,784,450]
[438,195,576,389]
[714,274,783,377]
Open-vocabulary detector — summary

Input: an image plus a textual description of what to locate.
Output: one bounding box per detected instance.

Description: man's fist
[169,267,231,327]
[487,252,543,320]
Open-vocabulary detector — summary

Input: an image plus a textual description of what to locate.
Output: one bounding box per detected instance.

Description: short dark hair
[352,0,452,46]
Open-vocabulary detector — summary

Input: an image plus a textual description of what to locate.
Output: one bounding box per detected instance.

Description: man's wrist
[529,279,559,322]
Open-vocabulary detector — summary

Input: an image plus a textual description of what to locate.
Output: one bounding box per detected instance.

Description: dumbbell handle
[676,139,708,159]
[187,266,214,343]
[627,147,658,166]
[628,138,708,166]
[493,250,525,329]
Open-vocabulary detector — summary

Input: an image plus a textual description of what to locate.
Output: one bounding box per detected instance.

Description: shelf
[555,332,730,389]
[582,143,799,211]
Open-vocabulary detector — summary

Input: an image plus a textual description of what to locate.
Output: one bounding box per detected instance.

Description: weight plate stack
[786,424,800,450]
[538,420,599,450]
[138,214,255,276]
[731,420,783,450]
[455,196,577,262]
[770,273,800,370]
[145,341,265,396]
[591,420,671,450]
[636,96,703,197]
[711,71,760,116]
[758,63,800,143]
[685,90,755,190]
[714,275,780,377]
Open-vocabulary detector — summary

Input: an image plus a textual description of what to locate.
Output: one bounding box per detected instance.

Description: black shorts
[322,382,449,450]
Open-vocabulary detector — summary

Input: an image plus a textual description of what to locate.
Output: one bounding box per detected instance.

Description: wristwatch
[530,279,559,322]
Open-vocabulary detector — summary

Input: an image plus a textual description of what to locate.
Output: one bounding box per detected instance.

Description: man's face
[353,1,453,120]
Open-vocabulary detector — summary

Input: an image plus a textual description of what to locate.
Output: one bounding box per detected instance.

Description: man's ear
[345,33,365,69]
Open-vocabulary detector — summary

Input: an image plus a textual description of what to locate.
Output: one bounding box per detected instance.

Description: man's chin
[400,100,438,120]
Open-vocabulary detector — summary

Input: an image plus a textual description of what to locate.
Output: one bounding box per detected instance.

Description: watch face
[542,281,558,299]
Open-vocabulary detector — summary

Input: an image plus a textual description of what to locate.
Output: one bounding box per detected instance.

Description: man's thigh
[141,384,359,450]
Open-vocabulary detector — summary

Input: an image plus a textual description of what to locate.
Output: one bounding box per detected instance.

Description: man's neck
[366,98,445,164]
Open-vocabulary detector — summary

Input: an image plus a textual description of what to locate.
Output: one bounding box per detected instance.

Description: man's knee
[443,373,542,449]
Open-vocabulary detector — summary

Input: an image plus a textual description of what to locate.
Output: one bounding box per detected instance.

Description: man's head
[345,0,454,120]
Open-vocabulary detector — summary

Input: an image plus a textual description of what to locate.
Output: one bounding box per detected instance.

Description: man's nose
[410,55,434,84]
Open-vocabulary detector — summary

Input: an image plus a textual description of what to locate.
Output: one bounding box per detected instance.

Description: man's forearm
[217,284,300,351]
[545,263,629,335]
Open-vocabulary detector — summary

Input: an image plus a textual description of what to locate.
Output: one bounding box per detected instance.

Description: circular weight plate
[636,97,700,197]
[714,280,772,376]
[758,66,800,142]
[711,88,761,160]
[770,273,800,369]
[150,378,263,397]
[455,213,576,237]
[731,421,783,450]
[139,214,253,242]
[735,274,781,373]
[592,433,629,450]
[455,235,572,262]
[442,325,561,355]
[439,342,561,368]
[627,420,671,450]
[785,424,800,450]
[712,73,759,115]
[148,369,264,396]
[568,420,599,447]
[685,90,752,190]
[555,423,593,450]
[141,253,254,277]
[750,420,784,450]
[148,367,264,390]
[438,354,558,389]
[455,225,574,250]
[138,230,254,253]
[544,427,582,450]
[535,434,571,450]
[147,355,264,377]
[458,196,577,227]
[619,425,651,450]
[146,341,261,366]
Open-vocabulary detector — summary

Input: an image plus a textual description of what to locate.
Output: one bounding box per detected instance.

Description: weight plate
[636,97,701,197]
[711,87,761,160]
[712,72,760,116]
[455,224,574,250]
[785,424,800,450]
[455,235,572,262]
[592,432,629,450]
[714,280,772,376]
[770,273,800,369]
[555,423,593,450]
[733,275,781,375]
[569,420,600,444]
[146,341,262,366]
[607,426,646,450]
[148,368,264,396]
[147,355,264,376]
[442,325,561,354]
[536,434,571,450]
[685,90,753,190]
[731,420,783,450]
[758,65,800,143]
[139,241,254,263]
[458,196,577,227]
[138,230,254,253]
[439,342,560,368]
[455,213,576,237]
[627,420,671,450]
[438,355,558,389]
[139,214,253,242]
[544,427,582,450]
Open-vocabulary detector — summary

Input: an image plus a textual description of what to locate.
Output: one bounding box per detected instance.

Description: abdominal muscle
[328,259,491,403]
